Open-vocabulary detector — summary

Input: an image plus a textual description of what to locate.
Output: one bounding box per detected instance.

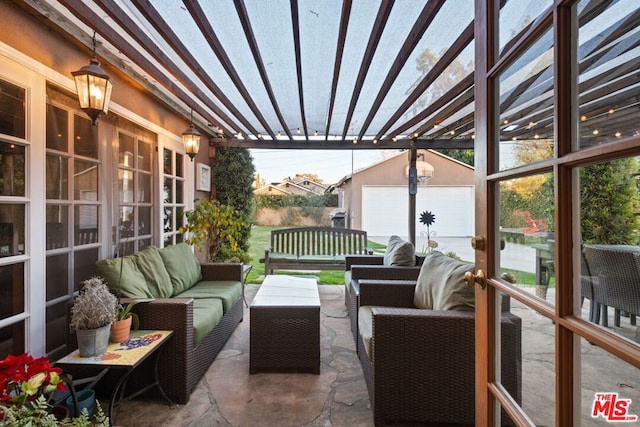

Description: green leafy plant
[180,199,249,263]
[70,277,118,331]
[115,301,140,330]
[0,395,109,426]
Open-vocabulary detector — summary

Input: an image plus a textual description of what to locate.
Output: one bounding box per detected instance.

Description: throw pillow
[383,235,416,266]
[413,251,475,310]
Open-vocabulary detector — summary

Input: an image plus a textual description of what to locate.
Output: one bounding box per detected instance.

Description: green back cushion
[96,256,152,298]
[132,246,173,298]
[159,243,202,295]
[413,251,475,310]
[383,235,416,266]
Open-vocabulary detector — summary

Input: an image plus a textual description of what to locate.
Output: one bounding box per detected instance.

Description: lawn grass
[245,225,544,286]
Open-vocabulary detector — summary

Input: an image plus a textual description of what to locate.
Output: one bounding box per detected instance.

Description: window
[45,86,100,359]
[118,132,153,255]
[162,148,185,246]
[0,77,27,359]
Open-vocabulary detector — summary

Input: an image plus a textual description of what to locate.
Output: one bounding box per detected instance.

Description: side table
[56,330,173,425]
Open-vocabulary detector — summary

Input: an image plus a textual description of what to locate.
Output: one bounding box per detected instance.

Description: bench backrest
[271,227,368,256]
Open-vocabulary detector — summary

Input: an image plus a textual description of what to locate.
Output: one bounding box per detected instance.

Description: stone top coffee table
[250,275,320,374]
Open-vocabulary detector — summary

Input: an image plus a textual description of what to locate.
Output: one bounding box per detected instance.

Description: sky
[249,149,398,185]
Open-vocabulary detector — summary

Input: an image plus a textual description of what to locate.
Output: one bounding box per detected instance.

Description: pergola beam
[184,0,277,140]
[210,138,474,150]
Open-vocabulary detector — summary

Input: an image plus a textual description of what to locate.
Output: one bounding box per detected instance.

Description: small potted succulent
[70,277,119,357]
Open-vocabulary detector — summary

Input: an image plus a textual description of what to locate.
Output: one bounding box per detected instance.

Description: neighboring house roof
[275,181,317,194]
[254,181,320,196]
[253,184,292,195]
[330,149,474,190]
[291,179,328,191]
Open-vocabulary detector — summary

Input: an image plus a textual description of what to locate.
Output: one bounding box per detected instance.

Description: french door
[474,0,640,425]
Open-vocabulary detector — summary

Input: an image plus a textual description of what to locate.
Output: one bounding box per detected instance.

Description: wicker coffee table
[250,275,320,374]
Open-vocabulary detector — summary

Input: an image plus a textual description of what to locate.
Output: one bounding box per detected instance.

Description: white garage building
[331,150,475,240]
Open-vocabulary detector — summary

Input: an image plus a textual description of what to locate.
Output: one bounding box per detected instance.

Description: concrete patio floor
[114,283,640,427]
[115,283,372,426]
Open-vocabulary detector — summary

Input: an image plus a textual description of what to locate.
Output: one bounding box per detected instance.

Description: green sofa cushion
[334,255,347,264]
[383,235,416,266]
[159,243,203,296]
[96,256,152,298]
[191,298,224,347]
[298,255,338,264]
[132,246,173,298]
[177,281,242,313]
[266,252,299,263]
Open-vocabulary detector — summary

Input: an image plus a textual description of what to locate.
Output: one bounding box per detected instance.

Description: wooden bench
[261,227,370,274]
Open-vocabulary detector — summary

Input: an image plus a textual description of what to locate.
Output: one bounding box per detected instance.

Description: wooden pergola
[16,0,640,241]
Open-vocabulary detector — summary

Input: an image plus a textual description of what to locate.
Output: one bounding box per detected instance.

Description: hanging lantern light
[182,109,201,161]
[71,32,113,125]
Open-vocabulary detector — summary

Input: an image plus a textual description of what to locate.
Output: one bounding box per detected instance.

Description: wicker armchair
[357,280,521,426]
[583,244,640,327]
[344,254,424,342]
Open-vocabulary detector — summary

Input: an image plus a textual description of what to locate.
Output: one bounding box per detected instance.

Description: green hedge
[255,193,338,209]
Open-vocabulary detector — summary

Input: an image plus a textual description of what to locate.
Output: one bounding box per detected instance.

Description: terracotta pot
[110,315,132,343]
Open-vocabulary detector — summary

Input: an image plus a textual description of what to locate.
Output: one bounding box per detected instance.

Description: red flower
[0,353,66,406]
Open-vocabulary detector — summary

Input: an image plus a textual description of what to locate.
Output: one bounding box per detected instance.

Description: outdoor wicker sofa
[357,251,522,426]
[68,243,244,404]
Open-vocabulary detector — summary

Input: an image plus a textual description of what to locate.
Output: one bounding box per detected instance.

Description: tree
[581,158,639,244]
[436,149,474,166]
[286,173,323,184]
[211,147,256,257]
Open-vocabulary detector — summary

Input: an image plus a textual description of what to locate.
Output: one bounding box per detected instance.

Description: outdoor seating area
[2,1,640,424]
[107,282,639,427]
[65,243,244,405]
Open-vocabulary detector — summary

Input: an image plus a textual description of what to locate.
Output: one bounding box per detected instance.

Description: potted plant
[110,300,141,343]
[0,352,109,425]
[70,277,118,357]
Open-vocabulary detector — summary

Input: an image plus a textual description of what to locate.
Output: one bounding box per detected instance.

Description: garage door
[361,185,474,237]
